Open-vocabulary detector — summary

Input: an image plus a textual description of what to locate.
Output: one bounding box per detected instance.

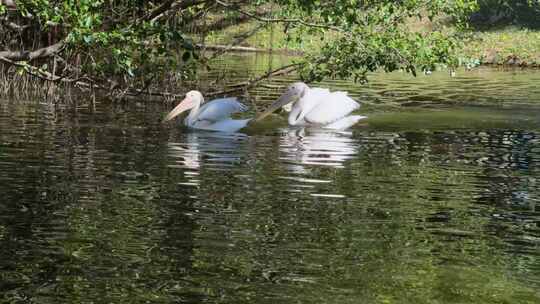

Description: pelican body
[256,82,366,130]
[164,91,251,133]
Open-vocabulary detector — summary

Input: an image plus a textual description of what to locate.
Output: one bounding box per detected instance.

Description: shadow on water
[1,54,540,303]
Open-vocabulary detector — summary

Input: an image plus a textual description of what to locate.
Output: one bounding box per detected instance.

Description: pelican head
[163,90,204,122]
[255,82,308,122]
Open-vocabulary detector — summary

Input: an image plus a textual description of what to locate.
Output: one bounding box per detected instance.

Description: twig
[0,55,102,90]
[106,62,302,102]
[149,0,209,23]
[144,0,175,21]
[199,44,274,54]
[206,23,270,59]
[3,21,29,32]
[206,62,302,97]
[215,0,347,34]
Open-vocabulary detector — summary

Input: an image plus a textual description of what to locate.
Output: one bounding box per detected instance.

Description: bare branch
[206,23,269,59]
[144,0,176,21]
[200,44,264,53]
[203,12,257,32]
[3,21,29,32]
[115,62,301,102]
[0,54,96,86]
[0,42,65,61]
[147,0,209,23]
[215,0,346,34]
[206,62,302,97]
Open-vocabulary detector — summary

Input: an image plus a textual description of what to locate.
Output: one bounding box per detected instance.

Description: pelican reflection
[279,128,359,169]
[167,131,249,185]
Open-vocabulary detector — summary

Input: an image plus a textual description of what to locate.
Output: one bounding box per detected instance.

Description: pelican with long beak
[163,90,251,133]
[256,82,366,130]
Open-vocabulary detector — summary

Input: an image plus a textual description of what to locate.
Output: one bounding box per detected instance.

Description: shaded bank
[471,0,540,29]
[2,52,540,108]
[462,27,540,68]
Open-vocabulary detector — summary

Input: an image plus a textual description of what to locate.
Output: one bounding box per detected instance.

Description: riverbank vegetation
[463,28,540,67]
[1,0,477,101]
[208,1,540,67]
[462,0,540,67]
[0,1,539,102]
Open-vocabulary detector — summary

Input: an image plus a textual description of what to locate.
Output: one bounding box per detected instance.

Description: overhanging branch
[146,0,209,23]
[215,0,346,34]
[206,62,303,97]
[0,42,65,61]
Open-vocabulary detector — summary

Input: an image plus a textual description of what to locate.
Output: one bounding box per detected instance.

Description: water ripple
[2,57,540,303]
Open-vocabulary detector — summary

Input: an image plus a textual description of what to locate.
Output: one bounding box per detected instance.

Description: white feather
[273,83,364,129]
[303,91,360,125]
[323,115,367,130]
[196,97,247,122]
[194,119,251,133]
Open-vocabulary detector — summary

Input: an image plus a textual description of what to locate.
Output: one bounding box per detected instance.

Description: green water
[0,54,539,303]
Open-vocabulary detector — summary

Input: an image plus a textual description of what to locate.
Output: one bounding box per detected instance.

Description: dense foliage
[0,1,479,97]
[473,0,540,28]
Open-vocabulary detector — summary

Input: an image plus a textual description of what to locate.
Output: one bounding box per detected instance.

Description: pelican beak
[255,91,298,122]
[163,97,194,122]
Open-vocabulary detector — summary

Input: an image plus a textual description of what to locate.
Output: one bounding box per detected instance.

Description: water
[1,54,540,303]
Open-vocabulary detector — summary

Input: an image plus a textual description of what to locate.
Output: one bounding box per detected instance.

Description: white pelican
[256,82,366,130]
[163,91,251,133]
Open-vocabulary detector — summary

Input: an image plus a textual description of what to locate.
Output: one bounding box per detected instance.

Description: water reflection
[167,131,249,185]
[167,127,361,175]
[279,128,359,169]
[2,55,540,303]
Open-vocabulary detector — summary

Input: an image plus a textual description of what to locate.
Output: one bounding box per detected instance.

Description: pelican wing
[199,119,252,133]
[197,97,248,122]
[304,91,360,125]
